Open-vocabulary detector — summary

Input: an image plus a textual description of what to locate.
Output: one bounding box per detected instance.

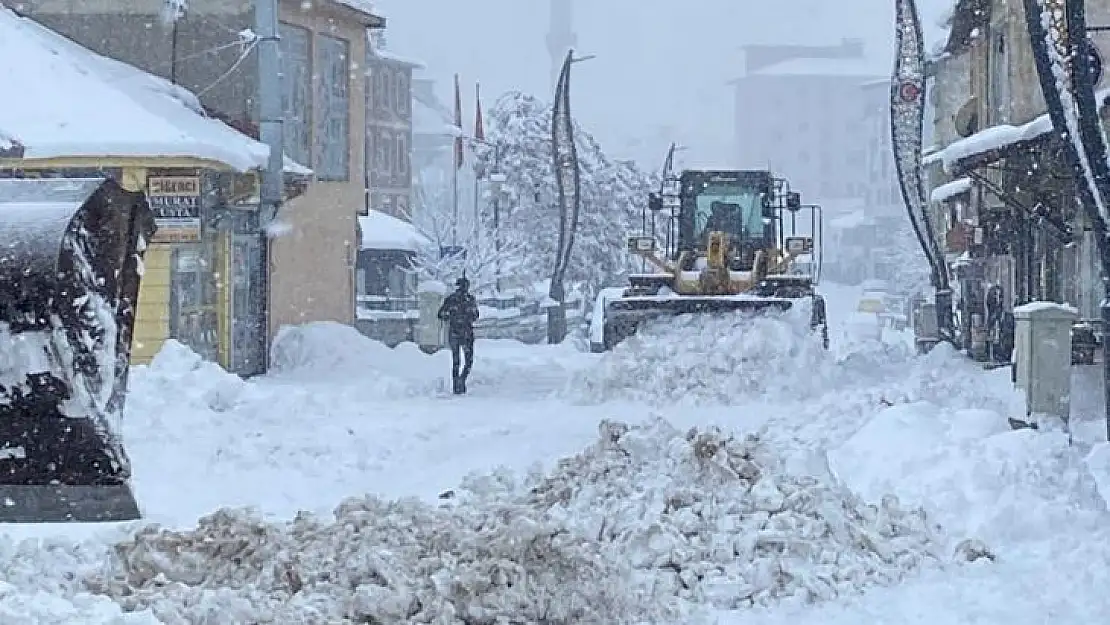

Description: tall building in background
[546,0,575,92]
[730,39,882,204]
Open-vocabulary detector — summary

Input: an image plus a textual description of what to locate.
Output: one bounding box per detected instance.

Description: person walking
[437,277,480,394]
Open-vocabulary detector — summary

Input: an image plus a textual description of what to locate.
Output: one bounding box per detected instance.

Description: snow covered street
[1,284,1109,623]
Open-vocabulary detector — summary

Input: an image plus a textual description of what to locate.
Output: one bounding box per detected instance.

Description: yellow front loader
[601,169,828,350]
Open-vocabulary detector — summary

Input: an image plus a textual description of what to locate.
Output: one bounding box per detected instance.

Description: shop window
[316,34,350,181]
[171,243,220,363]
[279,23,311,167]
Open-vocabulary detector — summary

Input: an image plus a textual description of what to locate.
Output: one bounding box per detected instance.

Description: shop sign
[148,175,201,243]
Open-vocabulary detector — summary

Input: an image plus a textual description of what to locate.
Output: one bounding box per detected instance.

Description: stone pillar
[416,284,446,354]
[1013,302,1077,421]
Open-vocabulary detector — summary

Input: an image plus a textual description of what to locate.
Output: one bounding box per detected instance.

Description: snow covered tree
[471,91,659,301]
[410,167,524,294]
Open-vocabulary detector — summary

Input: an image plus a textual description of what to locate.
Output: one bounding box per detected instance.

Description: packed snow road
[0,283,1108,624]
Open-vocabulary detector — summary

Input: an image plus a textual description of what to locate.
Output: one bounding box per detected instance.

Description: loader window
[693,184,764,243]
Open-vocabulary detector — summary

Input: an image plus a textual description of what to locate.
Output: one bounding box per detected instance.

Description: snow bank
[269,321,443,397]
[89,419,964,622]
[573,309,844,405]
[269,321,589,400]
[131,339,247,413]
[830,404,1108,544]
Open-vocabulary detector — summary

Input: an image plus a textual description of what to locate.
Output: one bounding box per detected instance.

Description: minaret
[546,0,576,91]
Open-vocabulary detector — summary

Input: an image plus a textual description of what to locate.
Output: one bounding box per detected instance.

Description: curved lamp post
[548,49,594,343]
[891,0,954,350]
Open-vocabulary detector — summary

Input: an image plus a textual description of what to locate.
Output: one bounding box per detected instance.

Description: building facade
[366,36,420,220]
[859,78,904,218]
[731,40,884,201]
[7,0,385,372]
[924,0,1110,361]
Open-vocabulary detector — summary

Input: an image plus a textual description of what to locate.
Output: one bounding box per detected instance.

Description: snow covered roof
[413,99,462,137]
[0,6,270,172]
[934,88,1110,173]
[331,0,386,26]
[374,49,425,68]
[751,57,886,78]
[358,210,430,252]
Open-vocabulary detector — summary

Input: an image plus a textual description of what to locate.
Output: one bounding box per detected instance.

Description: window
[395,72,406,114]
[374,66,385,110]
[377,128,390,174]
[279,23,311,166]
[397,133,409,180]
[693,183,764,241]
[387,132,398,179]
[382,68,393,113]
[316,34,350,181]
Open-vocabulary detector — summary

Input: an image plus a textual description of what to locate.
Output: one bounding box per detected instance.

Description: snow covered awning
[358,211,431,253]
[0,6,269,172]
[930,177,972,204]
[935,88,1110,175]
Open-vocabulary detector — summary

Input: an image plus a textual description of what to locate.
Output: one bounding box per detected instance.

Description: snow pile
[573,309,837,405]
[511,419,952,609]
[90,499,649,624]
[89,419,963,622]
[830,405,1108,544]
[0,536,158,624]
[269,321,443,397]
[130,339,247,413]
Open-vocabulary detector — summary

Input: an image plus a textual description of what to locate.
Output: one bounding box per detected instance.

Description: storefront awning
[931,88,1110,176]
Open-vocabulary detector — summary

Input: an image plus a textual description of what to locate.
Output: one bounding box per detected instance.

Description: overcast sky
[372,0,912,168]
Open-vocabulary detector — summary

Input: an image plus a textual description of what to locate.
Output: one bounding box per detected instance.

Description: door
[231,234,265,376]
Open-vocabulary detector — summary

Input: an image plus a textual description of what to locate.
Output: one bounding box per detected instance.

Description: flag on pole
[454,73,464,170]
[474,82,485,142]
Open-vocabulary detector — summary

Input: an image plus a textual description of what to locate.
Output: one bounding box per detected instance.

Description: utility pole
[255,0,283,375]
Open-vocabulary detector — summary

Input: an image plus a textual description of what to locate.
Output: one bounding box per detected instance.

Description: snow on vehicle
[599,169,828,350]
[0,177,155,522]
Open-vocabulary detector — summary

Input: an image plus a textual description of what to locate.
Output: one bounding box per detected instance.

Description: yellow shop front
[0,160,258,370]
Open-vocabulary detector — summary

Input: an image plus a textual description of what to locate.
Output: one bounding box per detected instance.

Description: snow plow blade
[607,295,794,317]
[602,295,797,350]
[0,177,155,523]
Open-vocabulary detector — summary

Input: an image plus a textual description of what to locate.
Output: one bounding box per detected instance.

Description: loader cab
[674,170,776,271]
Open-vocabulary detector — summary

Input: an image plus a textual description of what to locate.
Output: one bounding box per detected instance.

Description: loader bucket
[0,177,155,523]
[602,295,796,350]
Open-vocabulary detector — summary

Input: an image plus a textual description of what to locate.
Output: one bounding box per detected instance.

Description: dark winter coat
[438,290,480,340]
